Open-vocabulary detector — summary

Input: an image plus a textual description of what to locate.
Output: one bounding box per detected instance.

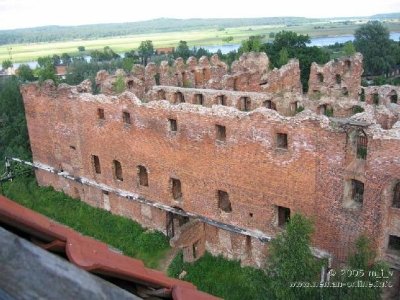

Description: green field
[2,20,400,63]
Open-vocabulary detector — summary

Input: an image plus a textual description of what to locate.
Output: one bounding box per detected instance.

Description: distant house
[155,47,175,55]
[0,67,16,77]
[55,65,68,79]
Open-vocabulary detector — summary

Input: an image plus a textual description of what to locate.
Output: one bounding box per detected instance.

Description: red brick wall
[21,82,400,268]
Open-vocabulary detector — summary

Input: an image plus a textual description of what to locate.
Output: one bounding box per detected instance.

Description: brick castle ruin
[21,52,400,280]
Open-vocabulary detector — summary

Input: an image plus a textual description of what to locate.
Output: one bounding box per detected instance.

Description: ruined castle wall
[96,52,302,96]
[260,59,302,94]
[308,53,363,100]
[367,132,400,268]
[363,85,400,106]
[149,86,305,117]
[21,82,400,267]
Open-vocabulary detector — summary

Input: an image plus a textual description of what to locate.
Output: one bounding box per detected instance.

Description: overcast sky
[0,0,399,30]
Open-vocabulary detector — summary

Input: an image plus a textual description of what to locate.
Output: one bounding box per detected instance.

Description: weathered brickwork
[21,52,400,272]
[308,53,363,100]
[96,52,302,97]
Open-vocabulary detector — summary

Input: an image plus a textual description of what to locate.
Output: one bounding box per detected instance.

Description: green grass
[0,177,170,268]
[168,251,272,300]
[2,21,400,63]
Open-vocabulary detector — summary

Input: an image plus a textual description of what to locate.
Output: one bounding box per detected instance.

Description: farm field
[1,20,400,63]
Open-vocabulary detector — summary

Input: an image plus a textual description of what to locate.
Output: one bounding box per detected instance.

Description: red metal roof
[0,195,220,300]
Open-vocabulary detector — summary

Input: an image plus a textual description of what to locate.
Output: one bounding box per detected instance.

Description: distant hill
[371,13,400,19]
[0,17,313,45]
[0,15,398,45]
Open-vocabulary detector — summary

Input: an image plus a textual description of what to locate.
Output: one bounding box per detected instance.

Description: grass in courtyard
[0,176,170,269]
[1,176,274,299]
[168,251,273,300]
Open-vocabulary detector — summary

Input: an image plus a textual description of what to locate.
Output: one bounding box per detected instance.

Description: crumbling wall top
[231,52,269,74]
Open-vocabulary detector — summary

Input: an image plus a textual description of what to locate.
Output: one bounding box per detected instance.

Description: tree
[278,47,289,66]
[354,21,396,75]
[0,77,31,175]
[78,46,85,52]
[138,40,154,66]
[17,64,35,82]
[194,47,210,59]
[222,36,234,43]
[273,31,310,49]
[323,236,389,300]
[2,59,13,70]
[90,47,120,62]
[174,40,191,60]
[103,46,120,60]
[265,30,330,91]
[238,35,264,54]
[113,75,126,94]
[36,56,57,83]
[268,214,322,300]
[52,54,61,66]
[122,57,136,73]
[124,50,139,59]
[61,53,72,65]
[343,41,356,56]
[37,56,53,68]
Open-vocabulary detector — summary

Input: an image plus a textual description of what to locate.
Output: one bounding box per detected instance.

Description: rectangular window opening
[97,108,105,120]
[390,91,398,103]
[171,178,182,200]
[393,183,400,208]
[123,111,131,125]
[169,118,177,132]
[373,93,379,105]
[215,124,226,142]
[335,74,342,85]
[195,94,204,105]
[92,155,101,174]
[276,133,288,149]
[351,179,364,204]
[158,89,166,100]
[175,92,185,103]
[356,134,367,160]
[217,95,226,106]
[388,235,400,252]
[239,96,251,111]
[113,160,123,181]
[138,165,149,186]
[264,100,276,110]
[278,206,290,227]
[218,190,232,213]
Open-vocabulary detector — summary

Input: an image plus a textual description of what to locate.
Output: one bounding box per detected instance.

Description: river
[13,32,400,69]
[203,32,400,54]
